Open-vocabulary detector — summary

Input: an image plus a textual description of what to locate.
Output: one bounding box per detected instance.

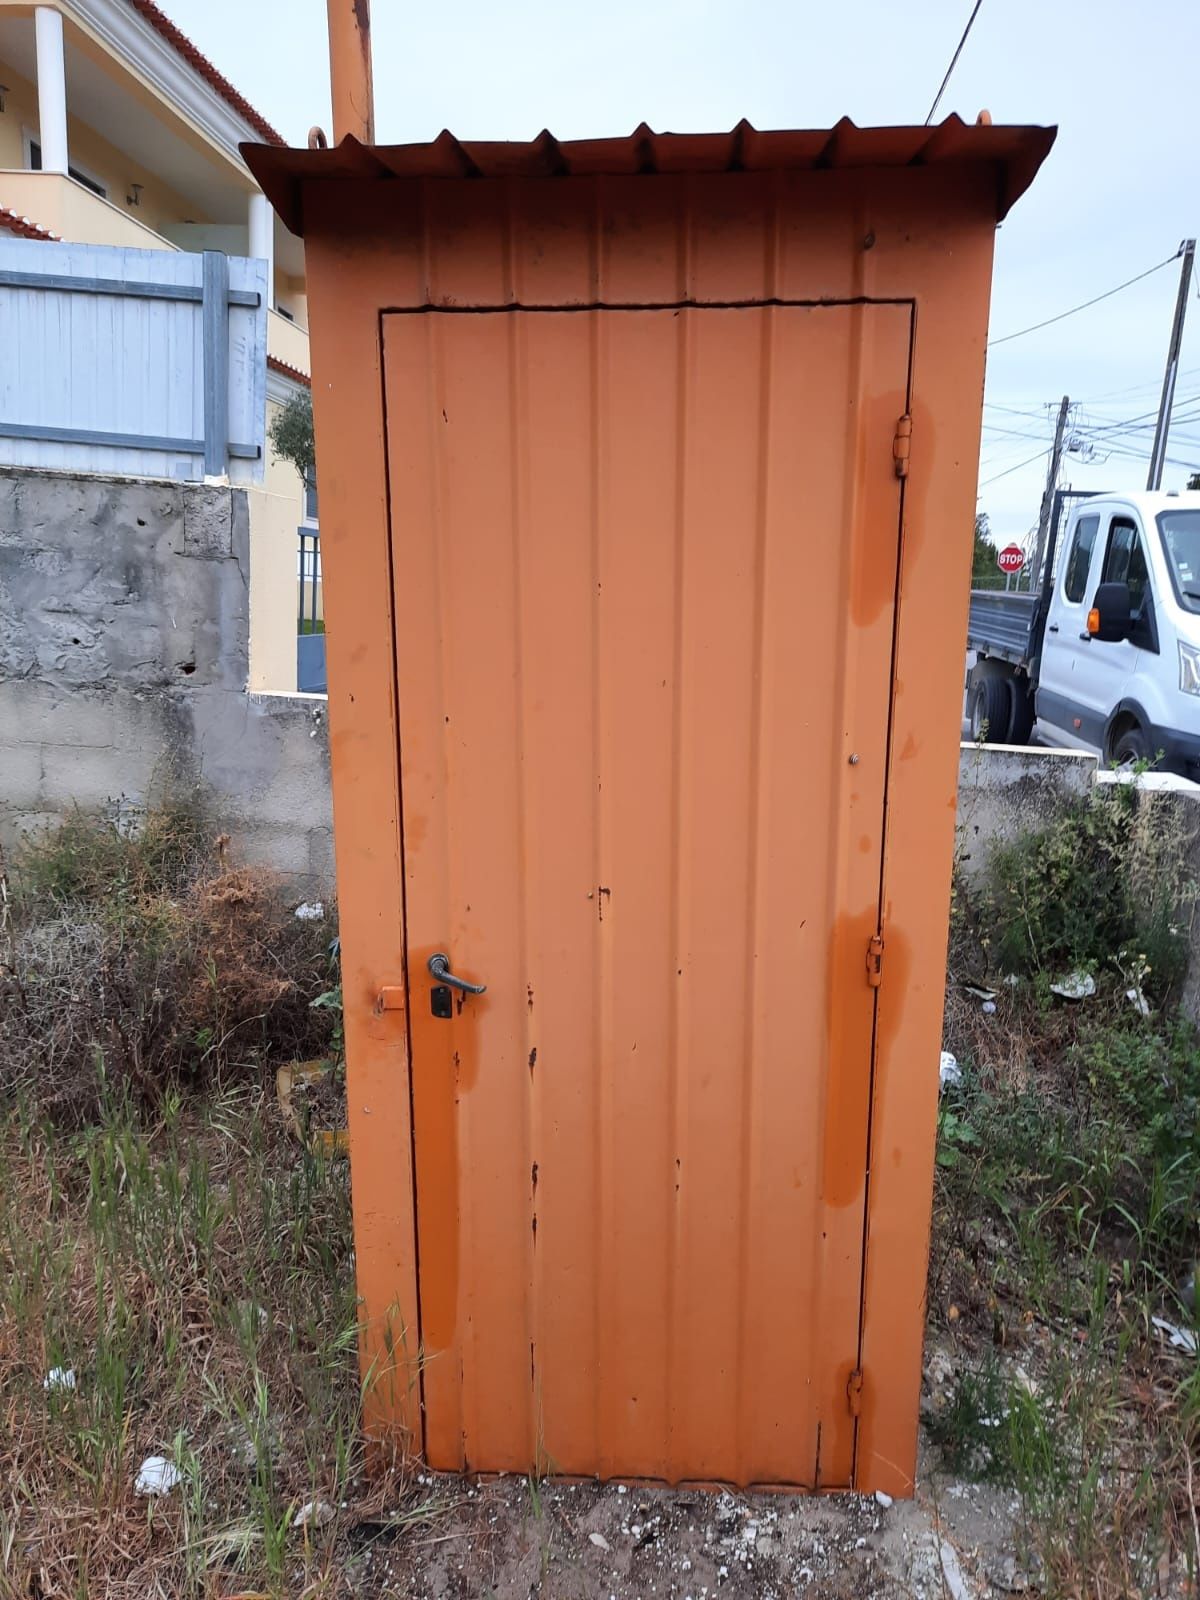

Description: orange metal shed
[246,115,1053,1497]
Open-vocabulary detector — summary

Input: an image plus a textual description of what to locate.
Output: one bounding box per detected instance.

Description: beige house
[0,0,310,691]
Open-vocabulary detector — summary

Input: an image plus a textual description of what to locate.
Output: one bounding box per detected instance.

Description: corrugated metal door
[383,301,910,1488]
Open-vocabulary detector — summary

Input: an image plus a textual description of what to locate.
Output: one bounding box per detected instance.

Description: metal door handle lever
[427,952,487,995]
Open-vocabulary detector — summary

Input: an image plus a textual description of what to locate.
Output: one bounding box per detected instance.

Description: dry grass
[0,806,338,1119]
[0,1081,362,1596]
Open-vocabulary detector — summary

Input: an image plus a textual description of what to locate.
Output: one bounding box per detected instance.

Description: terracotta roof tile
[124,0,285,147]
[0,205,59,241]
[268,353,311,387]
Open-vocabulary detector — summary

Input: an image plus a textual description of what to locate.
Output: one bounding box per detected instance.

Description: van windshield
[1157,510,1200,614]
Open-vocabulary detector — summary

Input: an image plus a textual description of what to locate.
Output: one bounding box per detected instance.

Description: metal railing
[297,525,326,693]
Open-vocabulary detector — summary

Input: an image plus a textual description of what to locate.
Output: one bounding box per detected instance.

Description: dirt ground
[337,1440,1039,1600]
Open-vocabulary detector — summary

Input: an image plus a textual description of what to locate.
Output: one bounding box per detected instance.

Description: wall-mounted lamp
[126,182,142,207]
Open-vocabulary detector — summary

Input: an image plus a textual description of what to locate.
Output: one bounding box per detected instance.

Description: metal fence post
[201,250,229,477]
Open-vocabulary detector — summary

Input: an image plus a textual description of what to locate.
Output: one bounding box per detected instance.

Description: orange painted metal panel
[383,300,909,1485]
[292,150,1049,1492]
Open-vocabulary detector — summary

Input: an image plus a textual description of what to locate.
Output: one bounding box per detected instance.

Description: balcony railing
[297,524,326,693]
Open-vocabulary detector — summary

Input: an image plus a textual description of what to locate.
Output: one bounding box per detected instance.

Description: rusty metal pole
[326,0,374,145]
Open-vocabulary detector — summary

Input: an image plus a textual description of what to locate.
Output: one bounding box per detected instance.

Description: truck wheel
[969,677,1012,743]
[1110,723,1150,768]
[1006,677,1035,744]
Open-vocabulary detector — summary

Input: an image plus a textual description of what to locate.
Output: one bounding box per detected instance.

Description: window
[27,137,107,198]
[303,464,318,523]
[1157,510,1200,615]
[1063,513,1101,603]
[1101,518,1149,613]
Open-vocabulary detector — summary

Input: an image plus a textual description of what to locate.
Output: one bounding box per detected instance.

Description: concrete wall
[0,467,331,885]
[957,741,1200,1021]
[956,742,1098,883]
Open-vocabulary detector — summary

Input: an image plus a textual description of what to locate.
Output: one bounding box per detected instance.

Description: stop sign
[997,543,1026,574]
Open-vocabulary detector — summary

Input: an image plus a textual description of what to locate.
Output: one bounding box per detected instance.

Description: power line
[988,252,1180,347]
[924,0,985,125]
[979,447,1049,487]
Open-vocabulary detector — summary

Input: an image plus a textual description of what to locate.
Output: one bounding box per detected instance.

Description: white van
[966,491,1200,780]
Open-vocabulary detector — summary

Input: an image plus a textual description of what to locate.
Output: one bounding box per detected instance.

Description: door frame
[380,297,915,1483]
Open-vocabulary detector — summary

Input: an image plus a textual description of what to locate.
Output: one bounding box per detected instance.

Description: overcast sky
[176,0,1199,545]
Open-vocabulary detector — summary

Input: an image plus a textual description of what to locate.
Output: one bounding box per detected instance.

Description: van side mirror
[1088,581,1132,642]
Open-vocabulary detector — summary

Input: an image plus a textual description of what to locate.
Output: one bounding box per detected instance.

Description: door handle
[1048,624,1059,633]
[1078,632,1092,642]
[427,952,487,995]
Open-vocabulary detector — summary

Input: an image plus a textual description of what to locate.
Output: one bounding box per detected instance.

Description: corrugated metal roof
[242,116,1055,237]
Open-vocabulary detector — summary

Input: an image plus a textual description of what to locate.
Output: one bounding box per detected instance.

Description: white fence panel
[0,238,266,484]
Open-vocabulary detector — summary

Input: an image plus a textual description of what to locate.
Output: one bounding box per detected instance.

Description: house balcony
[0,170,308,377]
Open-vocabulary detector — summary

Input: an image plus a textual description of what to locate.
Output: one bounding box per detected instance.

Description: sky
[171,0,1200,548]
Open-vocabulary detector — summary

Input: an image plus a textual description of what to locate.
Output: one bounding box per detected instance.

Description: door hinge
[893,413,912,479]
[847,1367,864,1417]
[866,933,884,988]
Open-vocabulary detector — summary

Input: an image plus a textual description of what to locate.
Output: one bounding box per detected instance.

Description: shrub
[0,806,337,1119]
[974,785,1193,1000]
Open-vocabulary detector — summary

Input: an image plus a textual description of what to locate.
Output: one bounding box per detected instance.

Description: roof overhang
[243,117,1056,240]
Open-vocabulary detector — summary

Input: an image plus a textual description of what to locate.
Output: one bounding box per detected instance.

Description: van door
[1071,513,1157,756]
[1036,507,1104,746]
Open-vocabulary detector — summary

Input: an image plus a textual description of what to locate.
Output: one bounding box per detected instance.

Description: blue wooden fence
[0,237,267,483]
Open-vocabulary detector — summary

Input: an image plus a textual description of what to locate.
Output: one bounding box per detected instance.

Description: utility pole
[1030,394,1071,589]
[1148,239,1195,490]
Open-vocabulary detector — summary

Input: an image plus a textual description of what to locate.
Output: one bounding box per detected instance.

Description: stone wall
[0,467,331,884]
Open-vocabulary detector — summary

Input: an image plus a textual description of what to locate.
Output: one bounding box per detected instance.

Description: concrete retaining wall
[957,740,1200,1021]
[1,464,1194,972]
[0,468,331,884]
[956,742,1098,883]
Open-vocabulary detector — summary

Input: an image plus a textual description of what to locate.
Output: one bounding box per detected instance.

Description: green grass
[0,1076,365,1596]
[933,782,1200,1596]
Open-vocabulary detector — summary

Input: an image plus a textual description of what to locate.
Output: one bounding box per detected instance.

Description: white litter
[940,1539,971,1600]
[939,1051,962,1091]
[963,984,997,1001]
[1151,1315,1198,1355]
[294,901,325,921]
[981,1000,997,1014]
[293,1498,335,1531]
[1126,987,1151,1016]
[43,1366,75,1392]
[1050,971,1096,1000]
[874,1490,893,1508]
[135,1455,181,1496]
[588,1532,611,1551]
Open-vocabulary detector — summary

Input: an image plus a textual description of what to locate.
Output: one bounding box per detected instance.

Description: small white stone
[293,1498,334,1530]
[294,901,325,921]
[874,1490,893,1508]
[589,1532,611,1551]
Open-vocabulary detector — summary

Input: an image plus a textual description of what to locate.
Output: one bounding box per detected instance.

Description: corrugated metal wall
[0,238,266,483]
